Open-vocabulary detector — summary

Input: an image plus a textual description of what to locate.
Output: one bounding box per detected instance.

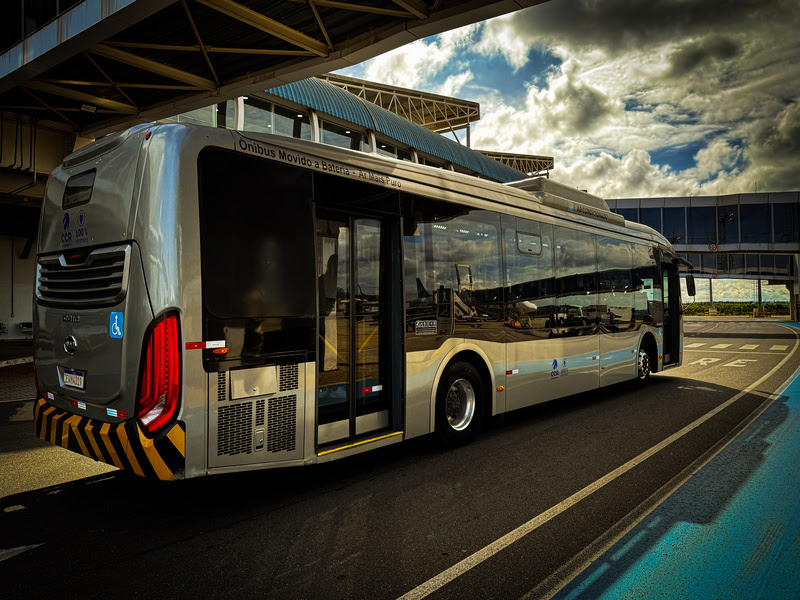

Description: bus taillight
[137,311,181,434]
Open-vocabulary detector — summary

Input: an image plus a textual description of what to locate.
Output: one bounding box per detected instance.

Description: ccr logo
[61,212,73,244]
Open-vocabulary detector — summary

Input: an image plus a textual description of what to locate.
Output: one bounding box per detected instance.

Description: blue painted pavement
[554,325,800,600]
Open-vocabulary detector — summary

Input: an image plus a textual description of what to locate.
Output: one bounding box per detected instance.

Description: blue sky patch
[650,139,707,173]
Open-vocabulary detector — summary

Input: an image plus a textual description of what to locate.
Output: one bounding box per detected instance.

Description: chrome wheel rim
[637,350,651,379]
[445,378,476,431]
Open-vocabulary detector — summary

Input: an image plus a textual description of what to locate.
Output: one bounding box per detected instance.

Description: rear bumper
[34,398,186,481]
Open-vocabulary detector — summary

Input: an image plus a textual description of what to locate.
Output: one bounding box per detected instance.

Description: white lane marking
[0,544,44,563]
[710,344,732,349]
[771,345,789,351]
[684,342,706,348]
[397,330,800,600]
[740,344,760,350]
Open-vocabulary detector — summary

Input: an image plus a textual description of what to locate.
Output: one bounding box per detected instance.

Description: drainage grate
[267,395,296,453]
[279,364,299,392]
[217,402,252,456]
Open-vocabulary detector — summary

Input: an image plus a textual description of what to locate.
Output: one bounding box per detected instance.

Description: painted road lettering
[690,357,762,368]
[725,359,759,368]
[690,358,721,366]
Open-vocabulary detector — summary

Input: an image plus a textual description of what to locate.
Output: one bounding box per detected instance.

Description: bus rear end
[33,125,185,480]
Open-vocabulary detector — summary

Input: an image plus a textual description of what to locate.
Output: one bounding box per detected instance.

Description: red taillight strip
[136,311,181,435]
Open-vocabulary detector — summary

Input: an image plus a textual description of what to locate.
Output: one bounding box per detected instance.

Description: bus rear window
[62,169,96,209]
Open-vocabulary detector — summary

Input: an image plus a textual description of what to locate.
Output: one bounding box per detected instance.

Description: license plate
[63,368,85,390]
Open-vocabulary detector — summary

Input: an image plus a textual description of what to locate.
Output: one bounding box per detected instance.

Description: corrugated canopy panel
[268,77,376,130]
[267,78,526,183]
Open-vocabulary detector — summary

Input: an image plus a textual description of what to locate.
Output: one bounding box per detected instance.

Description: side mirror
[686,274,696,297]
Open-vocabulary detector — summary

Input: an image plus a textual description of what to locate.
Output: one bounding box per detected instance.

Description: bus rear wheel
[436,361,483,447]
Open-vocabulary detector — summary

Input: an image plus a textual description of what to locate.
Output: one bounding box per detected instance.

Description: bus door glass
[317,211,391,445]
[661,261,681,365]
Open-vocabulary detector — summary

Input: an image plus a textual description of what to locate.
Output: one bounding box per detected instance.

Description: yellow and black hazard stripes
[34,398,185,480]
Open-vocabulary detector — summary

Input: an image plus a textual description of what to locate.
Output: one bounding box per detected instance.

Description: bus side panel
[599,329,639,387]
[405,339,463,438]
[506,334,600,412]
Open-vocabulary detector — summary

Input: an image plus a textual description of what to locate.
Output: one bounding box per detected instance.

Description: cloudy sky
[337,0,800,201]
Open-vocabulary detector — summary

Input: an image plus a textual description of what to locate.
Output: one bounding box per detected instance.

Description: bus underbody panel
[208,362,309,469]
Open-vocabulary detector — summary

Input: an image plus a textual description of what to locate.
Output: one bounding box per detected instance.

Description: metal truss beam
[477,150,554,175]
[90,44,217,91]
[196,0,330,57]
[21,80,138,114]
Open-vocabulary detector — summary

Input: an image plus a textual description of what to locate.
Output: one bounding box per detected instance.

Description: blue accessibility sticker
[110,312,123,338]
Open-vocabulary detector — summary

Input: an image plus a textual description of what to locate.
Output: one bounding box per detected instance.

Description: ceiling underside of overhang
[0,0,545,138]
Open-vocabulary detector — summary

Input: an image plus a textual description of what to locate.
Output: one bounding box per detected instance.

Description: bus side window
[631,244,661,326]
[554,226,597,334]
[596,236,634,331]
[503,216,555,335]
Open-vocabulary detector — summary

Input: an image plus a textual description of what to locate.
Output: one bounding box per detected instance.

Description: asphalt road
[1,319,797,600]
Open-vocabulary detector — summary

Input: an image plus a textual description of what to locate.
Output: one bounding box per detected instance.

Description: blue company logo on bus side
[551,358,569,379]
[110,312,124,338]
[60,210,90,248]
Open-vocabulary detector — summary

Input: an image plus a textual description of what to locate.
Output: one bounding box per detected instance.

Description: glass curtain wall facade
[607,193,800,281]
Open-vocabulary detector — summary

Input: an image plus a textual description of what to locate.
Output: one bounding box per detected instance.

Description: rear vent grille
[217,372,228,402]
[279,364,299,391]
[36,245,131,308]
[267,395,296,453]
[255,398,265,427]
[217,402,253,456]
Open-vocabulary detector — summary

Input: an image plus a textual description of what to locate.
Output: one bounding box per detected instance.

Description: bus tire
[435,361,483,447]
[636,343,653,383]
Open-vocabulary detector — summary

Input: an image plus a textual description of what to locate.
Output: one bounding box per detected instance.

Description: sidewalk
[553,325,800,599]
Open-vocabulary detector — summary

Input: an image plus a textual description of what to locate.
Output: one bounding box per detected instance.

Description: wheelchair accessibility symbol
[110,312,123,338]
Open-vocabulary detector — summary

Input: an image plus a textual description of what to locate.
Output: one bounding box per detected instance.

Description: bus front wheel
[637,345,652,382]
[436,361,483,447]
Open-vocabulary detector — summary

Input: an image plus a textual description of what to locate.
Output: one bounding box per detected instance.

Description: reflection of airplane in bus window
[455,264,478,320]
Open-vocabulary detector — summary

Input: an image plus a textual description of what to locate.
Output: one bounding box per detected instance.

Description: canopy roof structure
[0,0,547,138]
[265,76,528,182]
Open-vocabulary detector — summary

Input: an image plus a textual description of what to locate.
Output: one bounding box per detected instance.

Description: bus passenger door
[661,261,681,366]
[316,211,402,447]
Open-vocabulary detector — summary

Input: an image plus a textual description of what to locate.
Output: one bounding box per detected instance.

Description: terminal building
[607,195,800,317]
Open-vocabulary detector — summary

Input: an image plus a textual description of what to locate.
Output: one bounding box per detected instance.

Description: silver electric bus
[33,123,688,480]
